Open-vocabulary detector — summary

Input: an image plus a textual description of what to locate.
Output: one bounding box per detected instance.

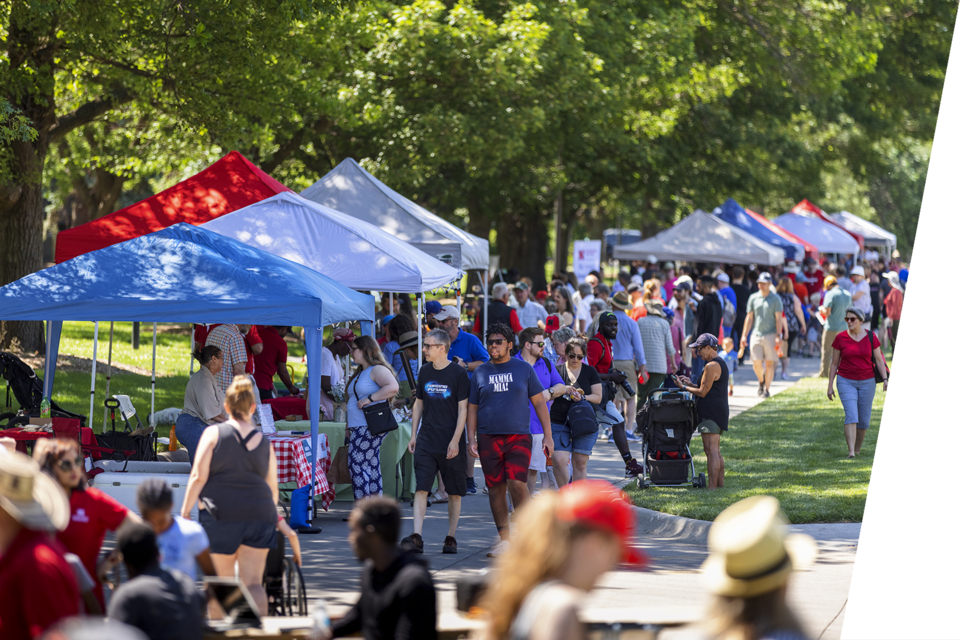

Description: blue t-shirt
[157,515,210,581]
[515,353,563,435]
[448,329,489,379]
[469,358,544,435]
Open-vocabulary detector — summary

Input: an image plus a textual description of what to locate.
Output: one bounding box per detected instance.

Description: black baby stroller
[0,351,86,429]
[635,387,706,489]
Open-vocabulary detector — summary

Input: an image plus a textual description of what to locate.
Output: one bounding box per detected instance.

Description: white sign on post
[573,240,602,281]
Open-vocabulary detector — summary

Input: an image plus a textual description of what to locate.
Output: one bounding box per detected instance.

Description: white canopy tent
[773,213,860,256]
[202,191,463,368]
[612,210,786,265]
[829,211,897,256]
[301,158,492,335]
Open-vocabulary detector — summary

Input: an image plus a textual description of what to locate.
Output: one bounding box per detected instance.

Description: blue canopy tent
[0,223,375,526]
[713,198,805,261]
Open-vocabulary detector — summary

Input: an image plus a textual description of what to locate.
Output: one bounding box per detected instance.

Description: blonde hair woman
[345,335,400,499]
[181,375,278,615]
[480,480,645,640]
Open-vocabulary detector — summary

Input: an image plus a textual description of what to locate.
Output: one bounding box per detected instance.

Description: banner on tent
[410,242,462,270]
[573,240,602,281]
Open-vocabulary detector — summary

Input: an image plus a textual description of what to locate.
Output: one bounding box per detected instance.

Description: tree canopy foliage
[0,0,954,347]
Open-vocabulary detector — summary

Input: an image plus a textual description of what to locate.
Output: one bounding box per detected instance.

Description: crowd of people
[0,251,901,639]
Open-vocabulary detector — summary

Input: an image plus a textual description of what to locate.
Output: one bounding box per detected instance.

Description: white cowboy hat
[0,451,70,532]
[882,271,904,292]
[701,496,818,598]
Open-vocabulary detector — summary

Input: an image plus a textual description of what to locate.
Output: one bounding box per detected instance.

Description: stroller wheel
[637,477,646,490]
[697,472,706,489]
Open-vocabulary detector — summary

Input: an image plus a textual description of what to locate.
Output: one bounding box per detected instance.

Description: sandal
[431,491,449,504]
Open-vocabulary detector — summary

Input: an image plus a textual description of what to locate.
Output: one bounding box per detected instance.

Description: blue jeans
[176,413,210,465]
[836,376,876,430]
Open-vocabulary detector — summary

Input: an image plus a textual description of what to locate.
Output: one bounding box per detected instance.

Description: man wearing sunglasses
[467,324,553,558]
[516,327,567,494]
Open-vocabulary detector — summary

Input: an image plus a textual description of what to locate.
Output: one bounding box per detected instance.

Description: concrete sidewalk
[298,352,856,639]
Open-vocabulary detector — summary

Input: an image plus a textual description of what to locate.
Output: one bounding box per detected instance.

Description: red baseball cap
[556,479,648,568]
[544,315,561,335]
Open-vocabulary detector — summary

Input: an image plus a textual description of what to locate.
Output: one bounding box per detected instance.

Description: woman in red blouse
[826,307,888,458]
[34,439,140,610]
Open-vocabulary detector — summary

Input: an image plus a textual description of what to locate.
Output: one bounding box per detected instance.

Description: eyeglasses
[567,353,585,360]
[57,456,84,472]
[844,317,859,323]
[422,343,444,350]
[486,338,506,346]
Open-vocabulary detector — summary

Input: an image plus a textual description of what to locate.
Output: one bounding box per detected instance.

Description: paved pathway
[298,353,856,639]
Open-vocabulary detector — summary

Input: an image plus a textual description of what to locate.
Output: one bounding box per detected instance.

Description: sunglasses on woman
[57,456,84,472]
[567,353,585,360]
[845,317,859,323]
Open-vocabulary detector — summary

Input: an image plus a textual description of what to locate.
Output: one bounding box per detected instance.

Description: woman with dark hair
[827,306,888,458]
[176,345,229,465]
[552,285,577,330]
[34,438,140,611]
[776,277,806,380]
[345,336,401,499]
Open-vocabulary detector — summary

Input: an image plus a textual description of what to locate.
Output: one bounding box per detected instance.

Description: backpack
[721,295,736,328]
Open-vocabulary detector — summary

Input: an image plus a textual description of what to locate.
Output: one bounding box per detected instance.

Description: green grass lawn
[11,321,312,437]
[626,377,887,524]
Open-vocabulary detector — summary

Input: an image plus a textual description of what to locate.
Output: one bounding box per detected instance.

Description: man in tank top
[673,334,728,490]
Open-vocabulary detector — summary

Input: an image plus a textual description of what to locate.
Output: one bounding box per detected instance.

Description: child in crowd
[137,478,215,581]
[720,337,738,396]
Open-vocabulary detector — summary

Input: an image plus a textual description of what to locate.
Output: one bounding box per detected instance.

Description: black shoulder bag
[353,371,399,436]
[870,332,890,384]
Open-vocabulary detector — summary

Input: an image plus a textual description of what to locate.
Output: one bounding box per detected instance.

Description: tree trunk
[496,208,549,291]
[0,138,48,352]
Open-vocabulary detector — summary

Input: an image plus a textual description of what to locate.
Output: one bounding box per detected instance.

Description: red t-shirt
[253,325,289,390]
[587,333,614,374]
[804,268,824,295]
[793,282,809,305]
[56,487,128,608]
[831,331,880,381]
[195,324,262,374]
[0,528,80,639]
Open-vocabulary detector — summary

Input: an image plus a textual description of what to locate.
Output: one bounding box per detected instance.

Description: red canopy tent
[55,151,293,263]
[743,207,819,262]
[790,199,864,253]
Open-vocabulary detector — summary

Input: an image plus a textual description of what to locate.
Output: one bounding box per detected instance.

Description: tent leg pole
[103,322,114,431]
[417,294,423,371]
[89,322,99,426]
[150,323,157,429]
[189,325,195,375]
[482,271,488,339]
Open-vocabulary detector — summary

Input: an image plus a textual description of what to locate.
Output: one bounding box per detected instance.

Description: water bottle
[40,396,51,419]
[310,600,331,639]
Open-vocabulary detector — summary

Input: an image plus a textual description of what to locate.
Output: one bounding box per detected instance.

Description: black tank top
[696,356,729,431]
[200,423,275,522]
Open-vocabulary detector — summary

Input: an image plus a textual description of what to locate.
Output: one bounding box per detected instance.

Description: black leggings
[611,422,632,459]
[784,331,799,358]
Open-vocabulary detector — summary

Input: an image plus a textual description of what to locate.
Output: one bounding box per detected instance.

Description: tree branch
[49,88,134,142]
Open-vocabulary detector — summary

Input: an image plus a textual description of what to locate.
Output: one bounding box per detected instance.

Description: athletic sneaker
[443,536,458,554]
[757,381,764,396]
[763,389,771,398]
[487,540,510,558]
[465,478,477,495]
[625,431,642,442]
[400,533,424,554]
[624,458,644,477]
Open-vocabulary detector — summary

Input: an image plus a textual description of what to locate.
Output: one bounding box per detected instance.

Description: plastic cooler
[89,461,197,518]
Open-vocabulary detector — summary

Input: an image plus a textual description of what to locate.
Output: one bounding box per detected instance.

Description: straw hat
[701,496,818,598]
[883,271,904,292]
[644,300,665,318]
[610,291,633,311]
[397,331,420,350]
[0,451,70,532]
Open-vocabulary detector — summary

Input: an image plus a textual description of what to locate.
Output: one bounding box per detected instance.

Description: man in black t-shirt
[402,329,470,555]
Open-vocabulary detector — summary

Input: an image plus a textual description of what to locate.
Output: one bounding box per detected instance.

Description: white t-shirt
[157,515,210,581]
[850,280,872,316]
[319,346,345,418]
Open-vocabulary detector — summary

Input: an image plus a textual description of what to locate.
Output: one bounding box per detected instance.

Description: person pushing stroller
[673,334,728,490]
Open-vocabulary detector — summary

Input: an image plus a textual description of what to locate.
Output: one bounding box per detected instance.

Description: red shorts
[478,434,532,486]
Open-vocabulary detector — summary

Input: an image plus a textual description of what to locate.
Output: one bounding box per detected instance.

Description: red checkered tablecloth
[268,433,335,511]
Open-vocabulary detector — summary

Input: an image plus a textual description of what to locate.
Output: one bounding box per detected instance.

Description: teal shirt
[823,287,852,332]
[746,291,784,336]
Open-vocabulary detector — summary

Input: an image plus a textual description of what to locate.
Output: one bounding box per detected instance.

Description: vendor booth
[54,151,292,264]
[0,223,375,525]
[829,211,897,257]
[773,213,860,258]
[612,209,786,265]
[790,199,865,253]
[300,158,495,335]
[713,198,806,261]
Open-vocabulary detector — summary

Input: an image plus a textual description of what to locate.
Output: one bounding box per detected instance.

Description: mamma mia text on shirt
[488,373,514,392]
